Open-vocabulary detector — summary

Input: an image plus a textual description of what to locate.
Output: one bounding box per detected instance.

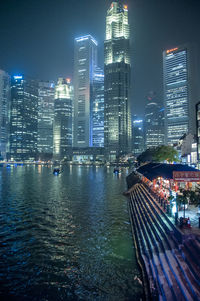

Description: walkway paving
[128,182,200,300]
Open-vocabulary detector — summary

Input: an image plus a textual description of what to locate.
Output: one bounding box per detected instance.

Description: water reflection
[0,165,143,300]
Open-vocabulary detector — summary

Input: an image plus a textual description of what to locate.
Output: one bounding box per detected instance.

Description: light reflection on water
[0,165,143,300]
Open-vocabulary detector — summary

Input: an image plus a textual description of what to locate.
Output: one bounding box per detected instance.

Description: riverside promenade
[127,181,200,300]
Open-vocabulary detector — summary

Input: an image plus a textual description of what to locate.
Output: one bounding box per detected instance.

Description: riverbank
[127,180,200,300]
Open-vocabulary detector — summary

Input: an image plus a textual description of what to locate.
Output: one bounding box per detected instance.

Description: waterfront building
[91,67,104,147]
[71,147,105,163]
[132,116,144,157]
[53,78,73,160]
[10,75,38,161]
[163,46,198,145]
[38,81,55,158]
[144,92,165,149]
[73,35,98,148]
[104,1,132,161]
[0,70,10,160]
[176,133,197,166]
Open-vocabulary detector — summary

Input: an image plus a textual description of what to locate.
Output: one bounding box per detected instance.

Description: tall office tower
[91,67,104,147]
[132,116,144,157]
[10,75,38,161]
[53,78,73,160]
[144,92,165,149]
[163,46,198,145]
[0,70,10,160]
[196,102,200,167]
[104,1,131,161]
[74,35,97,148]
[38,81,55,158]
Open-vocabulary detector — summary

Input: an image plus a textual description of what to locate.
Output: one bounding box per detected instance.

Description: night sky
[0,0,200,115]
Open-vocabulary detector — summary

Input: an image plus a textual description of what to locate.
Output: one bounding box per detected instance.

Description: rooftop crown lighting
[75,35,98,46]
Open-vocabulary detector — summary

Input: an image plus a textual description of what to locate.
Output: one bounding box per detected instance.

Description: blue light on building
[91,68,104,147]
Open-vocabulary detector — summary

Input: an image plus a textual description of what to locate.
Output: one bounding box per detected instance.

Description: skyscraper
[104,1,131,161]
[38,81,55,158]
[132,116,144,157]
[0,70,10,160]
[196,102,200,167]
[91,67,104,147]
[144,92,165,149]
[73,35,97,148]
[53,78,73,160]
[10,75,38,161]
[163,46,198,145]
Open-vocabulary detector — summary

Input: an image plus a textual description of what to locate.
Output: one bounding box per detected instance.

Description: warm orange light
[124,5,128,9]
[166,47,178,54]
[66,78,71,83]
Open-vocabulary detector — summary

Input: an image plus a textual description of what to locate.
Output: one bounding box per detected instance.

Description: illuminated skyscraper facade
[38,81,55,156]
[53,78,73,160]
[74,35,97,148]
[132,116,144,157]
[196,102,200,167]
[91,67,104,147]
[0,70,10,159]
[10,75,38,161]
[163,46,197,145]
[144,92,165,149]
[104,1,131,160]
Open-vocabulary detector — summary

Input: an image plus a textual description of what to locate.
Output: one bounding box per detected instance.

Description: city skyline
[0,0,200,115]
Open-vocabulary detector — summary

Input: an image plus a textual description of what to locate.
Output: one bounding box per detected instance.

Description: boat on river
[53,168,61,175]
[113,167,121,174]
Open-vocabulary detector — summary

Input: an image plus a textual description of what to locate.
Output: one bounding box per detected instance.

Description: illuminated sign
[166,47,178,54]
[14,75,23,79]
[173,171,200,182]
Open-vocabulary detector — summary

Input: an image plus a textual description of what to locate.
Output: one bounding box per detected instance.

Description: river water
[0,165,143,301]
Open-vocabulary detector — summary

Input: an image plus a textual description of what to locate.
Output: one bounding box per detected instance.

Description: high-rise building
[0,70,10,160]
[132,116,144,157]
[37,81,55,157]
[144,92,165,149]
[53,78,73,160]
[91,67,104,147]
[104,1,131,161]
[10,75,38,161]
[163,46,198,145]
[196,102,200,167]
[73,35,97,148]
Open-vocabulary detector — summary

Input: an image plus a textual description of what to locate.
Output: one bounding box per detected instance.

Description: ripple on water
[0,166,144,300]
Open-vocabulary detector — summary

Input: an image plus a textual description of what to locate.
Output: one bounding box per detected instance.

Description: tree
[137,148,155,165]
[153,145,179,163]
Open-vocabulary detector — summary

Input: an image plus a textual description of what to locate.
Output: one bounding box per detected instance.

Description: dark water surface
[0,165,143,301]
